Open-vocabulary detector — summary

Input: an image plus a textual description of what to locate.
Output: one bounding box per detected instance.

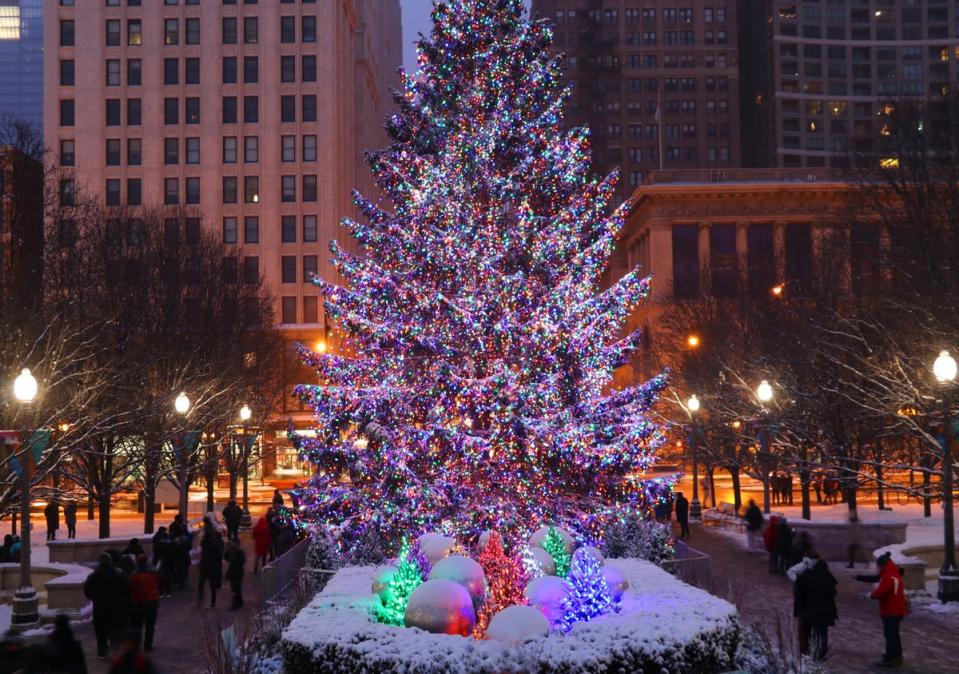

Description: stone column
[773,221,786,282]
[698,221,711,295]
[736,221,749,290]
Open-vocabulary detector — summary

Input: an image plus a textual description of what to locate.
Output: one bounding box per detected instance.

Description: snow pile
[281,560,739,674]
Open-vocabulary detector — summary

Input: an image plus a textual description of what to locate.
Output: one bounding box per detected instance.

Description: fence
[660,542,711,589]
[261,537,310,602]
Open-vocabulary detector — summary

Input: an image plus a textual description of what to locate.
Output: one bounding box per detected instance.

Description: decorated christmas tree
[291,0,667,554]
[376,541,425,626]
[541,526,571,577]
[474,532,530,638]
[560,548,613,631]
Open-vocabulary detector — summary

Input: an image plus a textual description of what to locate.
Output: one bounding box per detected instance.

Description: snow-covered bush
[280,559,739,674]
[601,514,674,565]
[302,527,343,594]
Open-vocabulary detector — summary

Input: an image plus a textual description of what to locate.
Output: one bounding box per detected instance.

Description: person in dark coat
[252,514,272,573]
[773,518,793,575]
[794,558,838,660]
[151,527,173,597]
[197,518,224,608]
[44,500,60,541]
[272,489,284,507]
[0,534,12,563]
[222,500,243,541]
[84,553,131,658]
[674,492,690,539]
[224,539,246,610]
[122,538,144,558]
[63,502,78,539]
[47,613,87,674]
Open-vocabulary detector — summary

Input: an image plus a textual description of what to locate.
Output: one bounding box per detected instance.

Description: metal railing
[661,542,711,588]
[261,537,310,602]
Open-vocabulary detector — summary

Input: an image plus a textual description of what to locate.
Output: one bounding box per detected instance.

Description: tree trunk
[229,473,238,502]
[846,484,858,515]
[98,491,111,539]
[178,458,189,519]
[762,469,771,514]
[143,481,156,535]
[876,461,886,510]
[923,468,932,517]
[708,467,717,508]
[86,493,95,520]
[801,475,812,520]
[206,471,215,513]
[730,466,742,511]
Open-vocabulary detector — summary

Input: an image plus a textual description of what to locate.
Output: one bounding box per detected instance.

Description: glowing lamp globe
[756,380,773,404]
[239,404,252,422]
[934,350,957,383]
[13,368,37,403]
[686,394,701,414]
[174,392,190,415]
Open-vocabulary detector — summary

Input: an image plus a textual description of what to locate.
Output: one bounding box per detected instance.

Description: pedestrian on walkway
[222,500,243,541]
[773,517,793,575]
[743,500,764,551]
[197,517,224,608]
[129,555,160,651]
[122,538,144,558]
[46,614,86,674]
[794,558,837,660]
[764,515,780,572]
[224,539,246,610]
[272,489,284,507]
[108,631,157,674]
[0,534,12,562]
[674,492,690,539]
[253,513,272,573]
[861,552,907,668]
[152,527,174,597]
[63,501,77,539]
[84,553,131,659]
[847,509,863,569]
[44,500,60,541]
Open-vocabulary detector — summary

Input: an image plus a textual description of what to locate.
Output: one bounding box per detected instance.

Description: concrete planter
[0,562,92,620]
[48,536,154,564]
[788,520,908,562]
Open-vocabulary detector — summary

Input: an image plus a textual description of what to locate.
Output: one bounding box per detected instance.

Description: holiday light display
[560,548,613,631]
[376,541,425,626]
[290,0,668,553]
[474,532,530,638]
[541,527,571,577]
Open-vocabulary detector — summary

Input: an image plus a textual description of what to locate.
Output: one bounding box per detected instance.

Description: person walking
[84,553,131,659]
[122,538,144,558]
[108,631,157,674]
[222,500,243,542]
[129,555,160,651]
[253,513,272,573]
[794,558,837,660]
[44,500,60,542]
[63,501,77,539]
[674,492,690,539]
[151,527,174,597]
[224,539,246,610]
[773,517,793,575]
[862,552,908,668]
[46,614,86,674]
[743,500,764,552]
[764,515,781,572]
[197,517,224,608]
[272,489,284,508]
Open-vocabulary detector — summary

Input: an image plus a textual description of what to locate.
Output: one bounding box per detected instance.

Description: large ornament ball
[529,546,556,576]
[602,565,629,602]
[418,533,456,565]
[529,526,574,554]
[477,531,494,552]
[580,545,605,567]
[525,575,571,627]
[405,579,476,636]
[371,566,397,602]
[428,555,487,601]
[486,605,551,643]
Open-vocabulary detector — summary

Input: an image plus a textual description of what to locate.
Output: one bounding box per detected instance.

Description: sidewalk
[685,523,957,674]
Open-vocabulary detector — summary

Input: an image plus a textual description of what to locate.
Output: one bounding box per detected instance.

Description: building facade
[0,0,43,131]
[740,0,959,168]
[531,0,742,200]
[0,146,43,304]
[44,0,402,475]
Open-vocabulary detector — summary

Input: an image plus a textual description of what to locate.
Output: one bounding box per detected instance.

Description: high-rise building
[44,0,402,472]
[0,146,43,304]
[0,0,43,131]
[530,1,742,200]
[739,0,959,168]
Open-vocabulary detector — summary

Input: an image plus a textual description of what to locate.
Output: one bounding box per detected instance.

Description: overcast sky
[401,0,533,73]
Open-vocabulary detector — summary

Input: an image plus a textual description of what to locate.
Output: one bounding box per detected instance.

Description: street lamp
[756,380,774,514]
[756,380,774,404]
[174,392,190,416]
[238,404,256,528]
[172,393,197,518]
[686,395,703,520]
[933,350,958,602]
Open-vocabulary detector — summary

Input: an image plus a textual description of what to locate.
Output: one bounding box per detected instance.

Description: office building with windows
[530,1,742,199]
[0,0,43,130]
[44,0,402,471]
[740,0,959,168]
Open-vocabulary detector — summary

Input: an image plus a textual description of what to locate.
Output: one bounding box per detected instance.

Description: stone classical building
[44,0,402,477]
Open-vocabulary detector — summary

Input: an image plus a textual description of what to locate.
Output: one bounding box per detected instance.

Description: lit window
[0,6,21,41]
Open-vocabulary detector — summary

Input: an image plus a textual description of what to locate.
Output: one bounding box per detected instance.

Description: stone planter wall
[0,562,92,619]
[48,536,154,564]
[788,520,908,562]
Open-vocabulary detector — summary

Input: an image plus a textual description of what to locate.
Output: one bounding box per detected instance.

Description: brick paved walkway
[684,523,958,674]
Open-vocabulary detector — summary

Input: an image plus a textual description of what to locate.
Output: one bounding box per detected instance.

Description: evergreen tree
[560,548,613,631]
[474,532,530,638]
[542,526,571,577]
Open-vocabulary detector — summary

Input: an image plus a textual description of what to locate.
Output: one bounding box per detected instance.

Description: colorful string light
[473,532,530,638]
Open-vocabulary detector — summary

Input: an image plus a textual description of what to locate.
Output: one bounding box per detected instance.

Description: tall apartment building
[44,0,401,471]
[530,1,742,200]
[740,0,959,168]
[0,0,43,130]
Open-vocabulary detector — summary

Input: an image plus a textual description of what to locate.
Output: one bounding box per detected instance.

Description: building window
[243,56,258,83]
[165,19,178,45]
[281,95,295,122]
[302,175,317,202]
[127,138,142,166]
[165,58,179,85]
[106,99,121,126]
[281,297,296,323]
[223,137,237,163]
[281,16,295,43]
[281,135,295,162]
[186,58,200,85]
[709,224,737,297]
[164,138,178,165]
[223,17,237,44]
[164,98,178,125]
[223,96,238,124]
[60,180,76,207]
[303,296,318,324]
[127,179,142,206]
[106,139,121,166]
[244,177,259,203]
[186,137,200,164]
[185,98,200,124]
[185,18,200,45]
[281,175,296,202]
[281,56,295,83]
[244,216,259,243]
[222,177,237,203]
[243,96,258,123]
[302,95,317,122]
[185,217,200,245]
[186,177,200,205]
[60,20,75,46]
[223,217,238,244]
[106,179,121,206]
[281,256,296,283]
[303,135,317,161]
[60,60,75,86]
[303,215,317,242]
[127,99,142,125]
[243,16,258,43]
[243,256,259,284]
[244,136,258,163]
[60,140,75,166]
[672,224,699,299]
[106,59,121,86]
[222,57,237,83]
[106,20,120,46]
[164,178,179,205]
[60,100,75,126]
[302,16,316,42]
[128,59,142,86]
[302,55,316,82]
[222,257,238,284]
[303,255,317,283]
[281,215,296,243]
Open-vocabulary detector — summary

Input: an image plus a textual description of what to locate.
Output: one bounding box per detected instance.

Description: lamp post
[686,395,703,520]
[933,350,958,602]
[756,380,774,515]
[238,404,255,528]
[10,368,50,630]
[173,393,196,518]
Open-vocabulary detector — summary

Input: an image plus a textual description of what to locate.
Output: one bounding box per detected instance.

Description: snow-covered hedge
[280,559,739,674]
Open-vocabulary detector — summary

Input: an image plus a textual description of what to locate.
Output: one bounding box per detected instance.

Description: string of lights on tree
[289,0,669,555]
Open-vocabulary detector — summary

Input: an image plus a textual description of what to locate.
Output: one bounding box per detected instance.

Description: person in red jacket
[252,513,272,574]
[868,552,907,667]
[129,555,160,651]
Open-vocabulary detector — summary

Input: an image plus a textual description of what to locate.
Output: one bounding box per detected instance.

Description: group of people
[43,500,79,541]
[770,473,794,506]
[150,515,194,594]
[0,534,23,562]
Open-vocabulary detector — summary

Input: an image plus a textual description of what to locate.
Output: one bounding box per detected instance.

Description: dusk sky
[401,0,533,72]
